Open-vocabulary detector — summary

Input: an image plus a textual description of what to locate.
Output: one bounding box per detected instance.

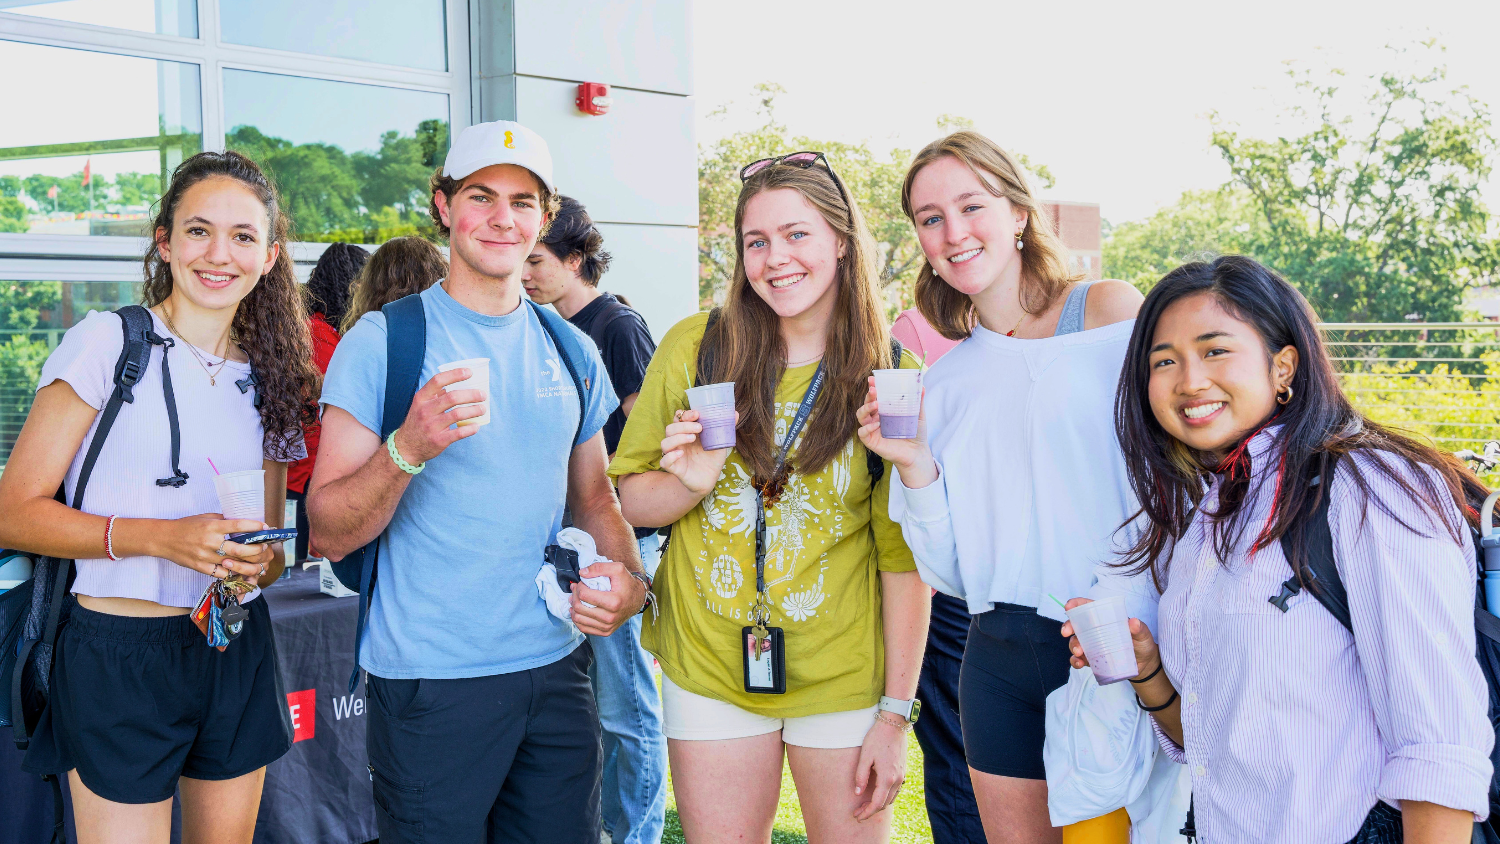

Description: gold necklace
[1006,311,1026,337]
[159,306,230,386]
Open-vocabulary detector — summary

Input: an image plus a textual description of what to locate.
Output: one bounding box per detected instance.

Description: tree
[0,196,27,234]
[1209,42,1497,322]
[1103,189,1265,291]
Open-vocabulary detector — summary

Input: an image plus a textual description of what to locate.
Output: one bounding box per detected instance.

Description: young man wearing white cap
[309,120,647,844]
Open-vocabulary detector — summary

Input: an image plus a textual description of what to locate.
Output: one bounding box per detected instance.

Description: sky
[692,0,1500,225]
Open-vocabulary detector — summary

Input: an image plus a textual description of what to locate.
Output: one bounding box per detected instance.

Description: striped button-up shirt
[1152,428,1492,843]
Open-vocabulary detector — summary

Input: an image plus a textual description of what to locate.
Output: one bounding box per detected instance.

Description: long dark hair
[1115,255,1486,589]
[305,242,368,327]
[143,151,319,460]
[341,236,447,333]
[540,196,612,285]
[707,159,888,480]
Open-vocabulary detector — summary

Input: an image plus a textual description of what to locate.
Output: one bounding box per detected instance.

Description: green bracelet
[386,431,424,475]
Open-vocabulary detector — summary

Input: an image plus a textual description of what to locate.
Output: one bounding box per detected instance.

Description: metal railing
[1322,323,1500,484]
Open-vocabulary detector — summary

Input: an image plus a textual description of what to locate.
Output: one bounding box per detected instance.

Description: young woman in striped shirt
[1065,255,1492,843]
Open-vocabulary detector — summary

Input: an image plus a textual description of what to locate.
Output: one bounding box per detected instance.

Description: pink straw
[206,457,221,476]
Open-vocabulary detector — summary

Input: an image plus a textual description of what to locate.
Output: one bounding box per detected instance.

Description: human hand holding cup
[438,358,491,427]
[391,368,487,466]
[857,377,938,489]
[1059,596,1147,685]
[661,406,740,498]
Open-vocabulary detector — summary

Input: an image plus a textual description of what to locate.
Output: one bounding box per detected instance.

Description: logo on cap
[504,131,515,149]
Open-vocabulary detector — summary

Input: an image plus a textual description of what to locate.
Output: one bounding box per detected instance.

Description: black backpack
[329,294,590,692]
[0,305,198,844]
[1274,454,1500,840]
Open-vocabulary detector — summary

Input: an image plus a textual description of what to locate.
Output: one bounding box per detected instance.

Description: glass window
[223,70,448,242]
[0,279,142,467]
[0,0,197,38]
[0,41,202,238]
[219,0,446,72]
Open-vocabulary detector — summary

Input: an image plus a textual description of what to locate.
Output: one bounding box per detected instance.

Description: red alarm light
[576,82,612,116]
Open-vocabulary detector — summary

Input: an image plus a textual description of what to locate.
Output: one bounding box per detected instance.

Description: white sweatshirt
[889,319,1149,622]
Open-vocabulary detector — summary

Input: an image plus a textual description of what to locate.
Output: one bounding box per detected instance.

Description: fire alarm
[576,82,612,116]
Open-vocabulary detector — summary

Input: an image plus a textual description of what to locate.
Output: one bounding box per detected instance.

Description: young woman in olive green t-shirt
[611,157,931,843]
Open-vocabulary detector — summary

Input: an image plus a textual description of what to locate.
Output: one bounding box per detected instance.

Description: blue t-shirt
[320,282,617,679]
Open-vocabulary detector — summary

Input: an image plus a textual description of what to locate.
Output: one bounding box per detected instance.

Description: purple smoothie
[879,413,919,439]
[699,418,737,450]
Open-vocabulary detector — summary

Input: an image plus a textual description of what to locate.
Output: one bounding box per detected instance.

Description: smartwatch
[878,696,921,726]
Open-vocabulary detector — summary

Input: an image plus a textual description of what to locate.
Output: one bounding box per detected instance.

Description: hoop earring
[1277,384,1293,405]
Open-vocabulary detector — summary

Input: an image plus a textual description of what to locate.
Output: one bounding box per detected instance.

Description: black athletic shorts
[22,595,293,804]
[958,602,1073,780]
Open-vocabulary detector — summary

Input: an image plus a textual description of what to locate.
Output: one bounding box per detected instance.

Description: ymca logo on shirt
[536,357,579,400]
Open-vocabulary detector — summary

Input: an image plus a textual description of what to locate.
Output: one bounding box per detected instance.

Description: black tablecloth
[1,566,376,844]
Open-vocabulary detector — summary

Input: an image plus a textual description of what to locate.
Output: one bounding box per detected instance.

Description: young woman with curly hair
[0,150,319,843]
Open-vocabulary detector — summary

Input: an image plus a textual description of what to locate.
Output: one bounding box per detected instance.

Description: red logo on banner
[287,689,315,742]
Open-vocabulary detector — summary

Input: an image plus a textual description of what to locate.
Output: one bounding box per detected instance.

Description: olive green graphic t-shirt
[608,312,918,718]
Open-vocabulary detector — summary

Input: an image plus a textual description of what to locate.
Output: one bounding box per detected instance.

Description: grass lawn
[659,739,934,843]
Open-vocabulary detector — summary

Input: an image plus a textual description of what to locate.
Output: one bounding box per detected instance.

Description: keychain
[191,574,254,650]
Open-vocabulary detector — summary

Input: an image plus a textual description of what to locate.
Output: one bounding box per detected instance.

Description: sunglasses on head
[739,151,850,211]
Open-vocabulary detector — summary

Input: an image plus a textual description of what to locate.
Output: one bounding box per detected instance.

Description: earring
[1015,233,1024,251]
[1277,384,1293,405]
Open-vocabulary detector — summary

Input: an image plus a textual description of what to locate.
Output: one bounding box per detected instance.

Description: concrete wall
[471,0,697,340]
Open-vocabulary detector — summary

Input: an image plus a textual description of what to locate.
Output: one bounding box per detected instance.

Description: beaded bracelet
[104,514,120,561]
[386,431,425,475]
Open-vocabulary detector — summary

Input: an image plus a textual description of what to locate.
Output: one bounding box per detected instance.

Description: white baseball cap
[442,120,555,193]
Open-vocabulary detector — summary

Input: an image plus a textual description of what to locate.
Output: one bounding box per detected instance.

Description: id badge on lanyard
[742,360,824,695]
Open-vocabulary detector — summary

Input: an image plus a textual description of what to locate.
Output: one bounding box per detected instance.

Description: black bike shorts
[958,602,1073,780]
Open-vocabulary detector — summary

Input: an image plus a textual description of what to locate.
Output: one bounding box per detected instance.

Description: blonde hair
[900,131,1082,340]
[707,160,890,480]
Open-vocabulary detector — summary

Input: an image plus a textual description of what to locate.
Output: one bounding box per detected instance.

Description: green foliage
[0,196,27,234]
[1109,43,1498,323]
[1103,189,1265,292]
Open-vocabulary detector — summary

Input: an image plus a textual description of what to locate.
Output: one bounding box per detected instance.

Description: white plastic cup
[685,382,736,450]
[1065,596,1140,685]
[439,358,491,427]
[213,469,266,523]
[872,368,922,439]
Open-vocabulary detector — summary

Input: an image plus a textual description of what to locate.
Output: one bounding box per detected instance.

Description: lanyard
[751,359,825,625]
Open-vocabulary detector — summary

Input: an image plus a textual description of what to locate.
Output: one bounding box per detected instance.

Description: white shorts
[660,674,877,749]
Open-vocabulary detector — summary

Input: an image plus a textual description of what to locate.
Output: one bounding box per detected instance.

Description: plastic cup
[439,358,490,427]
[872,368,921,439]
[213,469,265,523]
[685,382,736,450]
[1065,596,1140,686]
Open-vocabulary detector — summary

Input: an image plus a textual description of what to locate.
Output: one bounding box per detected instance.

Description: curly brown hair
[427,167,560,240]
[341,236,448,333]
[142,151,320,460]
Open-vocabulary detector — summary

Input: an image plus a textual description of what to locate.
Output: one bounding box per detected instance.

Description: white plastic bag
[535,527,611,631]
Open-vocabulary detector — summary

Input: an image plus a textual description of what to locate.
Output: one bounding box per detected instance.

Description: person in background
[287,242,368,564]
[1066,255,1491,843]
[309,121,647,844]
[888,308,978,844]
[0,150,315,843]
[613,152,930,843]
[523,196,666,844]
[867,131,1144,844]
[340,236,449,334]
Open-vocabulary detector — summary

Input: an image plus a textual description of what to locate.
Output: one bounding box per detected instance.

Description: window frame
[0,0,470,274]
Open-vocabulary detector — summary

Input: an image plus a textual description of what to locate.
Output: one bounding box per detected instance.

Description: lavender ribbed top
[37,309,301,608]
[1151,426,1492,842]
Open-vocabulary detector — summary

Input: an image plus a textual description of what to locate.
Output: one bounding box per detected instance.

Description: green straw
[1048,593,1069,612]
[684,362,692,385]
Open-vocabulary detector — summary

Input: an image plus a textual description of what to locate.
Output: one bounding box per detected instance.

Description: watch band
[878,695,917,721]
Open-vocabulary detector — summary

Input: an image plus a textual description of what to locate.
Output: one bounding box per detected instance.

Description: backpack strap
[13,305,184,750]
[582,296,633,354]
[528,300,589,448]
[1271,454,1353,631]
[345,294,427,693]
